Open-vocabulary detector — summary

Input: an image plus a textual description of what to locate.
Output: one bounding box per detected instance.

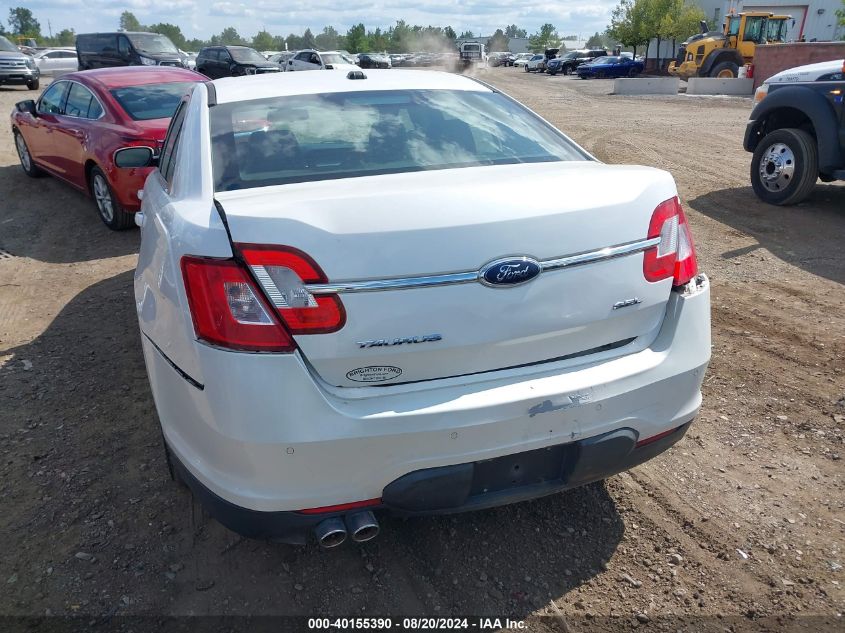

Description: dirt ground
[0,69,843,632]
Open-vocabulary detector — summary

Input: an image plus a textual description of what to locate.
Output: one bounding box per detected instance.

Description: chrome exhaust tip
[346,510,380,543]
[314,517,347,548]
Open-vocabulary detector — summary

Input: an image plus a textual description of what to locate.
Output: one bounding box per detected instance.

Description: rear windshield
[128,33,178,55]
[230,47,267,64]
[110,82,195,120]
[210,89,587,192]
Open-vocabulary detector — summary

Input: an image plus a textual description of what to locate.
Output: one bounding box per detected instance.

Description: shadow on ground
[0,164,139,263]
[0,270,624,618]
[688,184,845,285]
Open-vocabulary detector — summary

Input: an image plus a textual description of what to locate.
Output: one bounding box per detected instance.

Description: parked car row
[514,48,644,79]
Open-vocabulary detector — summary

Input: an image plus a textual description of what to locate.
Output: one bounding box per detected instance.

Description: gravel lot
[0,69,843,631]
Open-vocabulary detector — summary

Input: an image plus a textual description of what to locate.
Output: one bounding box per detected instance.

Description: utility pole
[48,19,53,38]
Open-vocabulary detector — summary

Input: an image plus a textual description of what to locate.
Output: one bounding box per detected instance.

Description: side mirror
[114,146,157,169]
[16,100,37,117]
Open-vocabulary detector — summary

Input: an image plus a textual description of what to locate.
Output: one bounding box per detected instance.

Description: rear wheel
[90,167,135,230]
[710,61,739,78]
[14,129,43,177]
[750,128,818,206]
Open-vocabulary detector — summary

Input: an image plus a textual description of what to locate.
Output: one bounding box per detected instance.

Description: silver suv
[0,35,39,90]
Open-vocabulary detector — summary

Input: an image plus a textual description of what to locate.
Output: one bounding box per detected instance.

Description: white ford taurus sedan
[126,69,710,547]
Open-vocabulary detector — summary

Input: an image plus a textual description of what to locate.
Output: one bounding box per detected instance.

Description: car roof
[211,69,490,104]
[60,66,205,90]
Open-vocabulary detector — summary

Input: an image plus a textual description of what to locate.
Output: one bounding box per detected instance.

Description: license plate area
[470,444,568,494]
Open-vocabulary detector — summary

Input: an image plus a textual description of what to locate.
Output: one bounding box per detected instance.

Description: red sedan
[10,67,204,230]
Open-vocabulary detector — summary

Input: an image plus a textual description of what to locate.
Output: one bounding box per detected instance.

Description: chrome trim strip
[305,237,660,295]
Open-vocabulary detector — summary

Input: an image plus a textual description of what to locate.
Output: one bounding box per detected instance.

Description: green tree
[302,28,316,49]
[444,26,456,41]
[147,23,186,49]
[8,7,41,37]
[837,0,844,37]
[505,24,527,38]
[119,11,142,31]
[458,30,474,39]
[487,28,509,52]
[185,38,206,51]
[346,23,368,52]
[586,32,605,48]
[528,23,559,52]
[286,33,304,50]
[367,27,389,52]
[252,29,275,51]
[55,28,75,46]
[217,27,245,45]
[607,0,650,58]
[315,26,339,50]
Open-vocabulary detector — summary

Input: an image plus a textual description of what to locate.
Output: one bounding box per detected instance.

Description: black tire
[89,166,135,230]
[627,67,638,78]
[750,128,818,206]
[524,65,529,72]
[710,61,739,78]
[27,79,39,90]
[13,129,43,177]
[548,70,557,76]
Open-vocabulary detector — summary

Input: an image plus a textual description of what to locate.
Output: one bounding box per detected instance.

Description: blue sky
[8,0,614,41]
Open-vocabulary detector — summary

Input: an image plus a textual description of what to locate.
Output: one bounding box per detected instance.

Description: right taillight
[643,196,698,287]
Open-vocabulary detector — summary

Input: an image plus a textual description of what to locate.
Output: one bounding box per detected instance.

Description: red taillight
[297,498,382,515]
[181,256,295,352]
[182,255,296,352]
[236,244,346,334]
[643,196,698,287]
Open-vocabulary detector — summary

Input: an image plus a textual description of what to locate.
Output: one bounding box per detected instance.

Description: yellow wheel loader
[668,12,791,80]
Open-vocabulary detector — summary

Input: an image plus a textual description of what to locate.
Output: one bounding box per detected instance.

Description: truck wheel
[27,79,39,90]
[750,128,818,206]
[710,61,739,78]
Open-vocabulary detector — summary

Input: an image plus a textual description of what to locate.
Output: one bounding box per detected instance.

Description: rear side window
[110,82,196,120]
[64,83,102,119]
[210,89,588,192]
[79,33,117,53]
[158,100,188,190]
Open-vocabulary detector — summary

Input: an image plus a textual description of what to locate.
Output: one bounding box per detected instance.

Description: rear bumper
[170,420,693,544]
[141,275,710,538]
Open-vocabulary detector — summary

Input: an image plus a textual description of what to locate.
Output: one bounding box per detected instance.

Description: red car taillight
[643,196,697,287]
[237,244,345,334]
[181,246,345,352]
[181,256,295,352]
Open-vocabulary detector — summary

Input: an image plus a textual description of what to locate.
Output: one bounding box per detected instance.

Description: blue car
[577,56,644,79]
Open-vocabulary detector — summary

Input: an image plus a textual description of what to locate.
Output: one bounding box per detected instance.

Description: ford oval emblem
[480,256,542,287]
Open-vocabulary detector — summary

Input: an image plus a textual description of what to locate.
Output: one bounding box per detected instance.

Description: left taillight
[181,256,296,352]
